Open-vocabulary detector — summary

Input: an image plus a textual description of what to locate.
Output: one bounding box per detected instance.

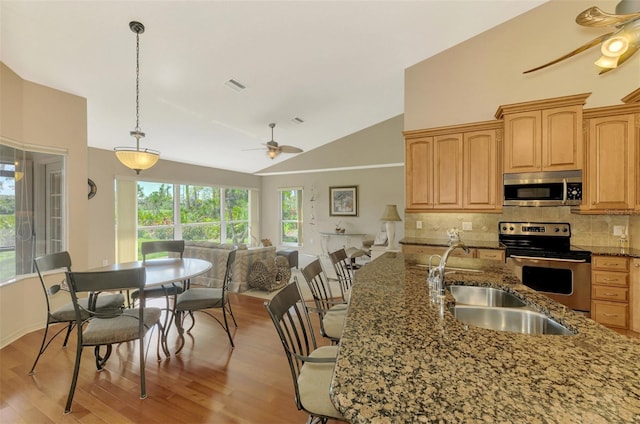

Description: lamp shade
[115,148,160,174]
[380,204,401,222]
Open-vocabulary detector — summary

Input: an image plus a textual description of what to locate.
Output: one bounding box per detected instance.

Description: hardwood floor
[0,293,343,423]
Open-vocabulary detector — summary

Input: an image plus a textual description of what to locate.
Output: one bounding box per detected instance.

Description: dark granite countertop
[575,245,640,259]
[400,237,504,250]
[330,253,640,423]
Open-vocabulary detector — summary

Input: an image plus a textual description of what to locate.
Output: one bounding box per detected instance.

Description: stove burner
[498,221,591,261]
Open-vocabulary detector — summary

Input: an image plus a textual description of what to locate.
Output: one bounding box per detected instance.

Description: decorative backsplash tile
[405,207,635,249]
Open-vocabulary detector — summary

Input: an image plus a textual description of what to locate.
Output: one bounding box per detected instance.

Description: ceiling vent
[224,79,246,92]
[292,117,304,124]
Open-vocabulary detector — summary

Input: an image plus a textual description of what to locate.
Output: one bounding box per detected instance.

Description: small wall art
[329,185,358,217]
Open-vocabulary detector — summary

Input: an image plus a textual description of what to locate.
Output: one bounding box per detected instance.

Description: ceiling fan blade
[576,6,640,27]
[523,32,614,74]
[598,42,640,74]
[279,145,303,154]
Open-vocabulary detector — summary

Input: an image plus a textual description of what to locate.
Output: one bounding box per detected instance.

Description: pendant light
[114,21,160,174]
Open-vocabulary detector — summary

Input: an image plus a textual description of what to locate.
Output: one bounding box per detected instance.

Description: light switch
[613,225,624,236]
[416,221,422,229]
[462,222,472,231]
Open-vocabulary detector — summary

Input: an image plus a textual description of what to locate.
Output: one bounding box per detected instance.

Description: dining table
[91,257,212,357]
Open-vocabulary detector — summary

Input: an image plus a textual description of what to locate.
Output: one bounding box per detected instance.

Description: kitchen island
[330,252,640,423]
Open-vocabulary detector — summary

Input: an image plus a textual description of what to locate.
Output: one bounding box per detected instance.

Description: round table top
[91,257,212,287]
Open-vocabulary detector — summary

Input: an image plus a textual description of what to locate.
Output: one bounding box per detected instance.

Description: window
[135,181,250,257]
[0,143,66,282]
[279,188,302,246]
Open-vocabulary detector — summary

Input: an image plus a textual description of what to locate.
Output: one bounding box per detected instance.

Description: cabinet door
[433,134,463,209]
[503,111,541,173]
[542,106,582,171]
[405,137,433,210]
[587,114,635,210]
[631,258,640,332]
[463,130,498,209]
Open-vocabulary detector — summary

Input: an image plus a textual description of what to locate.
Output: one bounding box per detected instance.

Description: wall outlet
[462,221,473,231]
[102,259,108,266]
[416,220,422,229]
[613,226,624,236]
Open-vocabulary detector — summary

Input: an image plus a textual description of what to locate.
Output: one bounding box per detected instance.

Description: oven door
[506,255,591,312]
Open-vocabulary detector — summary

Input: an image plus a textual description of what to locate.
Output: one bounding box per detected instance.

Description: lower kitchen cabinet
[591,255,630,329]
[631,258,640,333]
[402,245,476,258]
[476,248,506,262]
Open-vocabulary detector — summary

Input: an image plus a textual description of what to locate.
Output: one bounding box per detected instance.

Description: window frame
[278,187,303,247]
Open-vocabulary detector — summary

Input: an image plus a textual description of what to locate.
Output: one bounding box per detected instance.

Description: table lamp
[381,204,402,250]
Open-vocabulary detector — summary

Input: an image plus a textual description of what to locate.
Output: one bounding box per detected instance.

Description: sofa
[176,241,277,292]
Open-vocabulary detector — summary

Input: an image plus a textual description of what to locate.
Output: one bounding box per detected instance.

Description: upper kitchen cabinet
[577,104,639,213]
[405,121,502,213]
[495,93,590,173]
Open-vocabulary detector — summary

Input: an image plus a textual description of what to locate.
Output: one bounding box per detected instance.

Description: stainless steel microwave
[503,170,582,206]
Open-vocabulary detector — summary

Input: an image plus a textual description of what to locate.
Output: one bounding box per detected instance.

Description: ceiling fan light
[594,54,619,69]
[601,36,630,57]
[267,149,278,159]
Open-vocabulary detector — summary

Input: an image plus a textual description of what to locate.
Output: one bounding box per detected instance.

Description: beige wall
[0,62,88,347]
[259,115,405,257]
[261,166,404,257]
[405,0,637,131]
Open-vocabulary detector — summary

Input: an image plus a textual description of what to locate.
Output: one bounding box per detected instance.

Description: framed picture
[329,186,358,216]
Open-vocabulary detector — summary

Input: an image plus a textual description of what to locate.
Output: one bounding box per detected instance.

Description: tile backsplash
[405,207,637,249]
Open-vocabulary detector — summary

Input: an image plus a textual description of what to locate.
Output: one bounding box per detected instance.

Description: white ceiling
[1,0,548,174]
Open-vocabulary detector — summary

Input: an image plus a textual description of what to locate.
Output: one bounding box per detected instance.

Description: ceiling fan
[262,123,304,159]
[524,0,640,75]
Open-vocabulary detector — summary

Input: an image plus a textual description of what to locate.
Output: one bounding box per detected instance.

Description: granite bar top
[400,237,504,250]
[575,245,640,259]
[330,253,640,423]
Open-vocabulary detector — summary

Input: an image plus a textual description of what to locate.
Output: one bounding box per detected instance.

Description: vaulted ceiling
[1,1,548,173]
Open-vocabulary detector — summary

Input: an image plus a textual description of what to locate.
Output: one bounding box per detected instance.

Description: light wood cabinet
[404,121,502,212]
[591,255,630,329]
[580,107,639,212]
[476,248,505,262]
[496,94,588,173]
[631,258,640,333]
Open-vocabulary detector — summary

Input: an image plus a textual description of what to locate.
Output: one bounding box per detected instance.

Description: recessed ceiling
[0,0,547,174]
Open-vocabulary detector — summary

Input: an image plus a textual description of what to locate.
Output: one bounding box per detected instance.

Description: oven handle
[562,178,567,205]
[510,255,587,263]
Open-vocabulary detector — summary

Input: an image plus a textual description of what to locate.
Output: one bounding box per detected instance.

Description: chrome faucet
[427,241,470,302]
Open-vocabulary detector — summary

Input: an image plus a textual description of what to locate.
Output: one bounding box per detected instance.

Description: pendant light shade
[114,21,160,174]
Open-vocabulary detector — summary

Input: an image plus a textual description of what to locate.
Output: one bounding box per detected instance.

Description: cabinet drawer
[591,301,628,329]
[592,256,629,272]
[592,271,629,287]
[592,285,628,302]
[476,249,505,262]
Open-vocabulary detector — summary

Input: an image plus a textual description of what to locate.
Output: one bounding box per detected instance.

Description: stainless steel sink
[447,285,528,308]
[448,305,574,336]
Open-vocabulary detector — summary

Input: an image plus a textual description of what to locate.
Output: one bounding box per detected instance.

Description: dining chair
[300,258,348,344]
[130,240,187,306]
[64,267,162,414]
[29,251,125,375]
[264,282,346,424]
[328,248,355,303]
[174,249,237,352]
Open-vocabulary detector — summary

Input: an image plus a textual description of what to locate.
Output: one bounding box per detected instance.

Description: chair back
[301,259,337,313]
[141,240,185,260]
[264,282,317,410]
[34,251,73,312]
[328,248,354,300]
[65,268,146,320]
[222,249,237,292]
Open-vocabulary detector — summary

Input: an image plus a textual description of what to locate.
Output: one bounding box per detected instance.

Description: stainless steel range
[499,222,591,313]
